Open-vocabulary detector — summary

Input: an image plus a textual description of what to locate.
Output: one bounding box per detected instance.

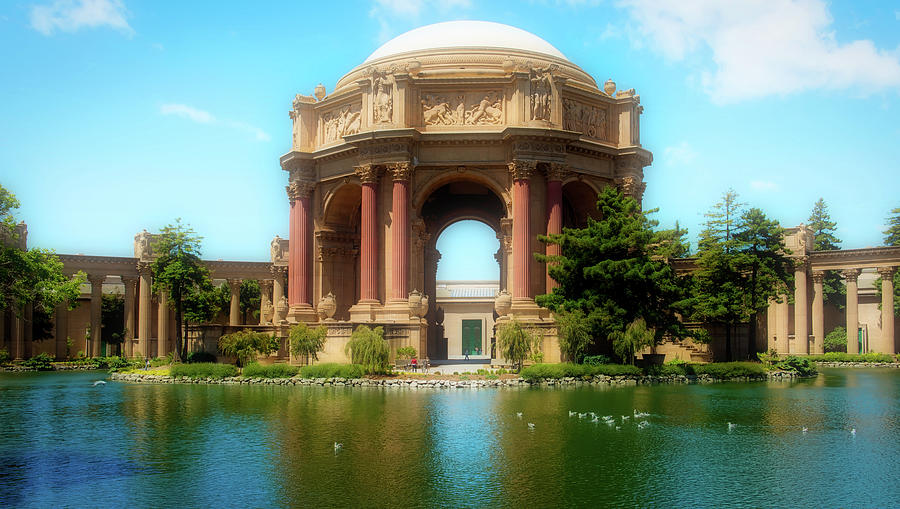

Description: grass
[691,362,767,378]
[808,352,899,363]
[299,363,366,379]
[170,362,238,379]
[519,363,642,380]
[242,362,299,378]
[521,361,769,380]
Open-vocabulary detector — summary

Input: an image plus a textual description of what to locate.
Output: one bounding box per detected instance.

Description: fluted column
[287,178,315,311]
[356,164,381,303]
[227,278,242,326]
[88,274,104,357]
[13,311,24,361]
[122,275,137,357]
[55,301,69,359]
[259,279,273,325]
[811,270,825,354]
[766,297,777,352]
[793,260,809,354]
[545,163,565,293]
[776,295,789,354]
[271,266,287,323]
[843,269,861,354]
[389,162,412,301]
[509,160,535,299]
[157,289,168,358]
[878,266,896,354]
[137,262,152,359]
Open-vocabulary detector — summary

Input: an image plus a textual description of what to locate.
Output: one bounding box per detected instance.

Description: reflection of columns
[509,160,535,299]
[272,266,287,323]
[227,278,242,326]
[776,295,789,354]
[137,262,152,359]
[811,270,825,354]
[88,274,104,358]
[55,301,68,359]
[843,269,861,354]
[122,275,137,358]
[356,164,380,302]
[793,260,808,354]
[287,178,314,309]
[157,290,168,358]
[389,162,411,301]
[545,163,565,293]
[259,279,273,325]
[878,267,896,354]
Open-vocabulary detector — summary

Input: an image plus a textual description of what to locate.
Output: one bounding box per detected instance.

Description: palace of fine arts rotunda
[2,21,898,364]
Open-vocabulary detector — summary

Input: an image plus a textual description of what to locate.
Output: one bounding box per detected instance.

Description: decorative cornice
[354,163,382,184]
[507,159,536,180]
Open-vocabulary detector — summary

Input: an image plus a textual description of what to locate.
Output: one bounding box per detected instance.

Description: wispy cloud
[30,0,133,36]
[750,180,779,191]
[663,141,698,166]
[160,103,270,142]
[617,0,900,103]
[368,0,473,43]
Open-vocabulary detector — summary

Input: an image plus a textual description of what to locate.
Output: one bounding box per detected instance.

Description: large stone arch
[317,182,362,320]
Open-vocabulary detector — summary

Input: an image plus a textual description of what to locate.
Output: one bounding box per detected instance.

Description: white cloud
[750,180,779,191]
[369,0,473,43]
[663,141,698,166]
[160,103,270,142]
[30,0,133,36]
[617,0,900,103]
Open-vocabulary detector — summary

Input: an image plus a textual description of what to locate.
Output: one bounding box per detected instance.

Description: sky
[1,0,899,281]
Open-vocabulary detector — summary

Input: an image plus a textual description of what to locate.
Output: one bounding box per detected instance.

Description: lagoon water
[1,369,899,508]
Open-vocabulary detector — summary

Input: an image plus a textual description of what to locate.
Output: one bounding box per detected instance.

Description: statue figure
[134,229,151,260]
[270,235,283,263]
[373,71,393,123]
[530,67,552,121]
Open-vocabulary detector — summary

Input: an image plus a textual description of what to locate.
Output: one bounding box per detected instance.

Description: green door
[462,319,482,356]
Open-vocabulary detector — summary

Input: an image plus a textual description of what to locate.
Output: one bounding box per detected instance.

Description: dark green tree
[651,220,691,258]
[101,293,126,355]
[875,208,900,315]
[536,186,690,361]
[239,279,261,324]
[807,198,844,308]
[151,219,211,362]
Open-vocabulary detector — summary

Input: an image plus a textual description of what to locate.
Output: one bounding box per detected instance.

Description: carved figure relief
[420,91,503,126]
[322,103,361,143]
[530,67,552,121]
[134,229,152,260]
[562,99,607,140]
[372,70,394,124]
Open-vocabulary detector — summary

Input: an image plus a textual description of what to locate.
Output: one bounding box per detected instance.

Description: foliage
[151,219,212,361]
[239,279,261,324]
[101,293,126,347]
[691,362,766,378]
[22,353,54,370]
[170,362,238,379]
[809,352,897,363]
[0,184,85,320]
[873,271,900,317]
[651,220,691,258]
[582,355,611,366]
[289,322,328,364]
[241,362,299,378]
[536,187,691,358]
[824,326,847,353]
[0,347,10,365]
[884,207,900,247]
[519,363,642,380]
[396,346,417,359]
[185,351,217,364]
[756,349,779,367]
[496,318,539,371]
[807,198,845,309]
[345,325,390,374]
[610,318,655,365]
[217,329,279,368]
[299,363,367,379]
[690,191,793,360]
[554,309,592,363]
[774,356,818,377]
[182,281,227,325]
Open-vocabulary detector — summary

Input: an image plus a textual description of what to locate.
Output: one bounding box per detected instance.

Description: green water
[1,369,898,508]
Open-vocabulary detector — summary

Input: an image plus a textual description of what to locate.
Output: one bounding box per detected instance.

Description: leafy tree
[651,220,691,258]
[151,219,211,361]
[884,207,900,247]
[289,322,327,365]
[396,346,417,359]
[239,279,261,324]
[554,309,592,363]
[610,318,654,365]
[0,185,84,332]
[218,329,279,368]
[345,325,389,374]
[536,186,691,361]
[824,326,847,353]
[101,293,126,354]
[496,318,538,371]
[691,194,793,361]
[807,198,844,308]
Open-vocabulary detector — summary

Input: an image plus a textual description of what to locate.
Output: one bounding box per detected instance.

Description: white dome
[364,21,568,63]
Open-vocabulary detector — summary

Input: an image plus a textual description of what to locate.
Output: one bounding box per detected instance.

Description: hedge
[170,362,238,379]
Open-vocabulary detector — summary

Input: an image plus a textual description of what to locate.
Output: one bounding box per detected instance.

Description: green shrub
[218,329,279,367]
[170,362,238,379]
[665,358,688,366]
[396,346,417,359]
[774,356,818,376]
[299,363,366,379]
[150,357,169,368]
[519,363,641,380]
[104,356,132,371]
[692,362,765,378]
[645,364,689,376]
[242,362,299,378]
[22,353,54,370]
[345,325,390,374]
[809,352,896,363]
[610,318,655,365]
[497,318,540,371]
[289,322,327,364]
[0,348,11,365]
[824,326,847,353]
[583,355,611,366]
[185,351,217,364]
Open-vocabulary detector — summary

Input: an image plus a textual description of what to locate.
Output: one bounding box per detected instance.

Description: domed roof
[364,21,568,63]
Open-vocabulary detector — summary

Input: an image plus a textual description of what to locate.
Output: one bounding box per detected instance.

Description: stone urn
[418,294,429,318]
[408,290,423,318]
[603,78,616,97]
[494,289,512,317]
[314,83,326,101]
[317,292,336,321]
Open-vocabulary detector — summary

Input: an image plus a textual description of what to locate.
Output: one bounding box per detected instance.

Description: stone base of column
[381,299,413,322]
[509,298,550,320]
[349,300,383,322]
[286,303,318,324]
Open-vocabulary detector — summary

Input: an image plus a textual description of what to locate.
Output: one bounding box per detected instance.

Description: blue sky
[1,0,899,281]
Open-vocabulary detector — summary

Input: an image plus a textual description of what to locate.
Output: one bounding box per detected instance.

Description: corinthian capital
[811,270,825,284]
[136,261,152,277]
[507,159,536,180]
[354,163,382,184]
[877,266,896,279]
[616,176,645,199]
[387,161,413,181]
[286,179,315,203]
[841,268,861,282]
[545,162,569,182]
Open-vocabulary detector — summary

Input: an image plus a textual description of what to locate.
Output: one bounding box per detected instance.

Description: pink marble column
[356,165,380,302]
[287,179,314,308]
[878,266,896,354]
[545,163,565,293]
[794,261,809,354]
[843,268,861,354]
[509,160,535,299]
[389,163,411,301]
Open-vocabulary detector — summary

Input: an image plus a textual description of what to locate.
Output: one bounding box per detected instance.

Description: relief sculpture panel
[562,99,608,140]
[322,103,361,143]
[420,91,503,126]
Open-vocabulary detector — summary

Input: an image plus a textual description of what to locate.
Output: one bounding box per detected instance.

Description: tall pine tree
[875,207,900,315]
[807,198,844,309]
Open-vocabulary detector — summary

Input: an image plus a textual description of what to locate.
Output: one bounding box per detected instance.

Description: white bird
[850,428,856,436]
[527,423,535,430]
[92,380,106,386]
[615,426,621,431]
[602,415,613,421]
[578,413,587,419]
[334,442,343,451]
[621,415,630,422]
[634,410,650,418]
[591,416,599,423]
[802,427,808,434]
[516,412,523,418]
[589,412,597,419]
[728,422,737,431]
[568,411,576,417]
[637,421,649,429]
[605,420,615,426]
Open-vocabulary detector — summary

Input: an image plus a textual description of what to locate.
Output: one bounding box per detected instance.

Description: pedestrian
[464,349,469,360]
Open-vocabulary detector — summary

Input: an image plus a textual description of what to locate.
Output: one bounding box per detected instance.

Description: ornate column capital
[270,265,288,278]
[508,159,536,180]
[877,266,897,279]
[811,270,825,284]
[259,279,273,292]
[226,278,243,289]
[386,161,413,181]
[545,162,569,182]
[354,163,382,184]
[841,268,861,282]
[136,261,152,276]
[87,274,105,288]
[286,179,315,203]
[616,175,646,199]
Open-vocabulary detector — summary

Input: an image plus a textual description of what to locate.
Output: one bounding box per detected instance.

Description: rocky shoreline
[111,370,804,388]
